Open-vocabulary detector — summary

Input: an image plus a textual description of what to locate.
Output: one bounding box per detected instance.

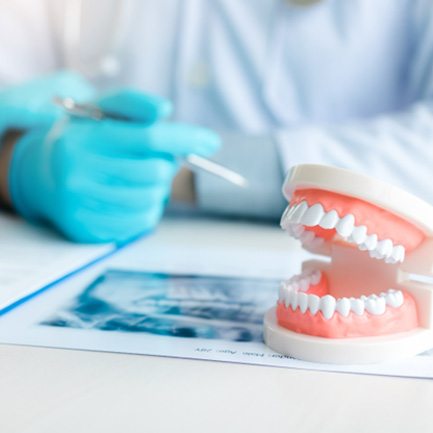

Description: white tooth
[280,287,291,307]
[291,201,308,223]
[385,289,404,308]
[350,225,367,245]
[336,214,355,238]
[310,270,321,285]
[391,245,405,263]
[320,295,336,320]
[319,210,339,229]
[291,224,305,238]
[376,239,393,258]
[336,297,351,317]
[298,292,309,313]
[301,203,324,227]
[350,298,365,315]
[280,205,292,229]
[365,295,386,315]
[289,291,298,311]
[290,280,301,292]
[300,230,315,244]
[308,294,321,315]
[385,256,398,264]
[299,278,310,292]
[363,234,378,251]
[369,249,383,260]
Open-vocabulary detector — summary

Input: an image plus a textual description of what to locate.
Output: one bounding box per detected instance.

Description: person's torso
[55,0,415,133]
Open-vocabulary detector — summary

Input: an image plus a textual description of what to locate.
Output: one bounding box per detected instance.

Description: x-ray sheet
[2,264,433,380]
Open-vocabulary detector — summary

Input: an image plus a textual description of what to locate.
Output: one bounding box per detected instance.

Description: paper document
[2,217,433,380]
[0,213,115,312]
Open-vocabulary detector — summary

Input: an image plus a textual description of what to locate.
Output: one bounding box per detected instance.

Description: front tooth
[385,289,404,308]
[301,203,324,227]
[308,294,321,315]
[310,270,321,285]
[319,210,339,229]
[298,292,309,313]
[391,245,405,263]
[291,201,308,223]
[350,298,365,315]
[336,297,351,317]
[320,295,336,320]
[289,291,298,311]
[278,284,286,302]
[300,230,315,244]
[291,224,305,238]
[350,225,367,244]
[376,239,393,258]
[365,295,386,315]
[280,205,292,229]
[336,214,355,238]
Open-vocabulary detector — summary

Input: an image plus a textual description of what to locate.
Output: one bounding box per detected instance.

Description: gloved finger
[76,154,178,186]
[62,206,163,243]
[97,89,172,124]
[0,71,96,134]
[76,183,169,212]
[0,105,58,135]
[93,121,221,158]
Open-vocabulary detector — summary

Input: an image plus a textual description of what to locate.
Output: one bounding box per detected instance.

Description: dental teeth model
[264,164,433,364]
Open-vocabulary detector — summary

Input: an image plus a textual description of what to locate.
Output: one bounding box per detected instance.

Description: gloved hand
[5,77,220,243]
[0,71,95,138]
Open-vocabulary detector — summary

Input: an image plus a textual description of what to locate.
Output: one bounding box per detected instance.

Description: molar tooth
[365,295,386,315]
[291,201,308,224]
[350,225,367,245]
[363,234,378,251]
[298,292,309,313]
[336,297,351,317]
[310,270,322,285]
[350,298,365,315]
[369,249,383,260]
[319,210,339,229]
[301,203,324,227]
[376,239,393,258]
[320,295,336,320]
[391,245,405,263]
[336,214,355,238]
[308,294,321,315]
[385,289,404,308]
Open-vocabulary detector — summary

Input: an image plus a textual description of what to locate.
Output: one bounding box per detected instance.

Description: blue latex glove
[6,80,220,243]
[0,71,95,138]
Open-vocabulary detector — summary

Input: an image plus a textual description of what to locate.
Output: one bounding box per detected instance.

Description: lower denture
[277,272,419,338]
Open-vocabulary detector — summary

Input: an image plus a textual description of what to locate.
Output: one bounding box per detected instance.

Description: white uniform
[1,0,433,218]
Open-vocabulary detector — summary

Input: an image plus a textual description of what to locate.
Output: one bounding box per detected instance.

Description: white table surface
[1,216,432,433]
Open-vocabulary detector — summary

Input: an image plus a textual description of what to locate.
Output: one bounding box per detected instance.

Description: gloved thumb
[97,89,173,125]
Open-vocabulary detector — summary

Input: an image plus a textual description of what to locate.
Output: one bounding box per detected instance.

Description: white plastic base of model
[264,308,433,364]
